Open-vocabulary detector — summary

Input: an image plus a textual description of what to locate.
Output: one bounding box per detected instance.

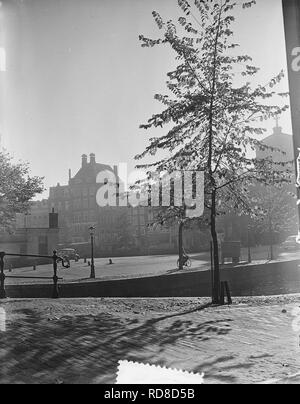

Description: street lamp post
[89,226,95,279]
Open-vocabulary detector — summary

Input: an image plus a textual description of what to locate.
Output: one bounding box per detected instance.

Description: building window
[74,199,82,210]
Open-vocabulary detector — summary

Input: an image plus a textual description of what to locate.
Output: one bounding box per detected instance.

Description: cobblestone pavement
[0,297,300,384]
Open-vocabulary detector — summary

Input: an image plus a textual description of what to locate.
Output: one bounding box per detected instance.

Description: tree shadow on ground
[0,304,252,384]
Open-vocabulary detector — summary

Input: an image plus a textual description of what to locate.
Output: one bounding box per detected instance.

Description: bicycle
[177,255,192,269]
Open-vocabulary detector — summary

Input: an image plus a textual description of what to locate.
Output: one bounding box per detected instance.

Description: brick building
[16,153,205,257]
[47,153,181,256]
[48,153,117,253]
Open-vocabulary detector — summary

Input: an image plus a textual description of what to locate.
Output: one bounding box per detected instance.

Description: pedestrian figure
[108,259,113,265]
[63,256,70,269]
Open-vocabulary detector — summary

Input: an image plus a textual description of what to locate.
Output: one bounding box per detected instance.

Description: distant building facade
[16,200,49,229]
[219,124,297,246]
[255,124,294,163]
[0,212,59,268]
[14,153,208,256]
[47,153,182,255]
[16,153,206,256]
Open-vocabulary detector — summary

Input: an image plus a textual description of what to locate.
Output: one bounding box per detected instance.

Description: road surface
[3,245,300,285]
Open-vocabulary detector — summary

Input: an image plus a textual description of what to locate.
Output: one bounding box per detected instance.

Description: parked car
[57,248,79,260]
[280,235,300,251]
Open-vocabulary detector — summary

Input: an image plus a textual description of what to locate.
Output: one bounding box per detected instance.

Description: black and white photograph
[0,0,300,386]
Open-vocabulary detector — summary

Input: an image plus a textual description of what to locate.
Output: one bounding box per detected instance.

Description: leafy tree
[148,173,210,270]
[154,206,210,269]
[251,183,297,260]
[136,0,290,303]
[152,204,187,269]
[0,151,44,232]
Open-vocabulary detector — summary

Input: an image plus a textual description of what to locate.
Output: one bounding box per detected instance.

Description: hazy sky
[0,0,293,198]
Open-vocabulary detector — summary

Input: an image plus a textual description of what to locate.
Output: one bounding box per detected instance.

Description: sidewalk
[0,295,300,384]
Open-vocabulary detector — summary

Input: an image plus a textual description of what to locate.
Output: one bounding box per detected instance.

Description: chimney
[90,153,96,165]
[82,154,88,167]
[49,209,59,229]
[69,169,72,181]
[273,116,282,135]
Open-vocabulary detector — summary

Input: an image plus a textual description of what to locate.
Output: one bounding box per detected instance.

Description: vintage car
[57,248,79,261]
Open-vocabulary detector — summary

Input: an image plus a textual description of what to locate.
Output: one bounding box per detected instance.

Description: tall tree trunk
[206,5,222,304]
[211,188,220,303]
[178,220,184,270]
[269,217,274,260]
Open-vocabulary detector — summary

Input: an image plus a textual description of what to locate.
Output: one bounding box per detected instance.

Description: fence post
[220,282,225,306]
[52,250,59,299]
[224,281,232,305]
[0,252,6,299]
